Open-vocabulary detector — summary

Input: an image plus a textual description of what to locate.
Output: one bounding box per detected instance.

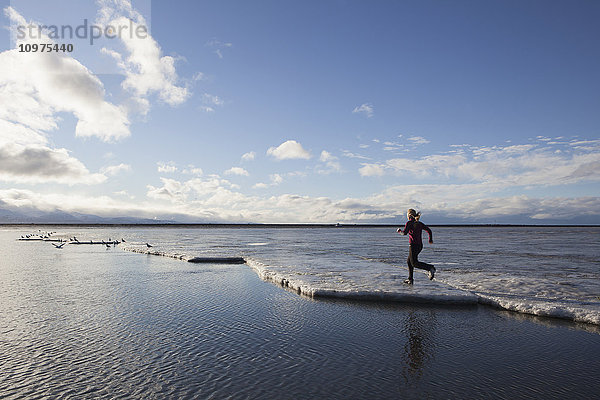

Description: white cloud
[0,188,178,220]
[114,190,135,199]
[101,163,131,176]
[385,154,466,177]
[366,183,600,222]
[407,136,430,145]
[146,176,242,207]
[2,8,130,142]
[352,103,374,118]
[267,140,311,160]
[3,178,600,224]
[0,142,106,185]
[286,171,307,178]
[318,150,341,174]
[0,117,106,185]
[0,6,139,186]
[379,143,600,188]
[199,93,224,113]
[0,119,47,148]
[203,93,224,106]
[359,163,385,177]
[225,167,249,176]
[271,173,283,185]
[97,1,189,110]
[253,174,283,189]
[146,177,190,203]
[157,161,178,173]
[342,150,370,160]
[242,151,256,161]
[182,165,204,175]
[319,150,334,163]
[382,141,404,151]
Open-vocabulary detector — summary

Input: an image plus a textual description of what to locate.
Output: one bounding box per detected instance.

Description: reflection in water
[3,228,600,399]
[401,310,437,383]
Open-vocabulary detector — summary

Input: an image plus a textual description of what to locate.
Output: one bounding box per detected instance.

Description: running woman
[397,209,435,285]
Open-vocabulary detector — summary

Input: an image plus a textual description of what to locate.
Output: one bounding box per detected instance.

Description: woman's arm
[423,224,433,243]
[397,220,410,235]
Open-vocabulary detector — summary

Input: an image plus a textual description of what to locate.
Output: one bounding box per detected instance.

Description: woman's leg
[409,244,434,273]
[406,249,415,281]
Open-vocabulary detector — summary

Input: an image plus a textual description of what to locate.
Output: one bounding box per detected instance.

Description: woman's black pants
[407,243,433,280]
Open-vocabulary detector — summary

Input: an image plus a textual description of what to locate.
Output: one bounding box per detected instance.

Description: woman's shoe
[428,266,436,280]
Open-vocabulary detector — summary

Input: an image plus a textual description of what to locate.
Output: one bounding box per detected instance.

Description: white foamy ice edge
[245,258,479,305]
[122,245,191,261]
[474,293,600,326]
[433,274,600,326]
[247,258,600,325]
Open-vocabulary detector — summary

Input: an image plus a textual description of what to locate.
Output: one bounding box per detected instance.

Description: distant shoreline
[2,223,599,228]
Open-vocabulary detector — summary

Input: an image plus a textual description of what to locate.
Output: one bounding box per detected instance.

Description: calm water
[1,226,599,399]
[119,225,600,324]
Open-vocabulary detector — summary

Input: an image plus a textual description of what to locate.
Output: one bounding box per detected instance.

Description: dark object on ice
[146,243,153,247]
[188,257,246,264]
[69,240,119,245]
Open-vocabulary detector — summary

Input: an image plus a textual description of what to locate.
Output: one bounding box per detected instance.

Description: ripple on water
[1,228,600,399]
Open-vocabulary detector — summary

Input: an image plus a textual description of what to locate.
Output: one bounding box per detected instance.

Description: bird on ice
[52,242,65,249]
[146,243,153,248]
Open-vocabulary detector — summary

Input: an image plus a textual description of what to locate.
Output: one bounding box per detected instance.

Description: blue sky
[1,0,599,223]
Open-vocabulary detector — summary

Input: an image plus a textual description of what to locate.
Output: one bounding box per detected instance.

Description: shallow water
[107,225,600,324]
[1,227,600,399]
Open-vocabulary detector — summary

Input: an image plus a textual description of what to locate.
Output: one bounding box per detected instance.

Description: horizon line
[2,223,599,228]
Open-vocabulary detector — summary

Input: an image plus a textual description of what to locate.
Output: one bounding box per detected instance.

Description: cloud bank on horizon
[0,0,599,224]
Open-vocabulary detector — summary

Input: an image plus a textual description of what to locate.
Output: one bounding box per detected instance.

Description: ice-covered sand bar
[247,255,600,324]
[122,244,477,304]
[119,242,598,324]
[246,258,479,304]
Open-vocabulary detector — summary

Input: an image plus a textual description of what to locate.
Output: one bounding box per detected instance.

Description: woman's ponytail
[407,208,421,221]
